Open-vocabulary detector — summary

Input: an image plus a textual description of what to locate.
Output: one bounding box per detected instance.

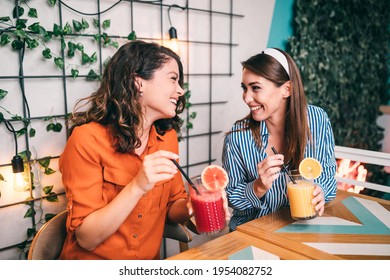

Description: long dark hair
[234,48,309,170]
[68,40,186,154]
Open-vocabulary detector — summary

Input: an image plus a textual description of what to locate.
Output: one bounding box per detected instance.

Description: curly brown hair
[68,40,186,154]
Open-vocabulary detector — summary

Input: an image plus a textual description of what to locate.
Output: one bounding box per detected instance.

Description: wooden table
[237,190,390,260]
[167,227,342,260]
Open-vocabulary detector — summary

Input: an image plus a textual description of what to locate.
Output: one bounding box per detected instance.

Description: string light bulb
[167,4,186,54]
[1,115,29,192]
[168,26,179,53]
[12,155,28,192]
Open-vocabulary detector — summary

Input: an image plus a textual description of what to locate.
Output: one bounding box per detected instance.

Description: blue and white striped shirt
[222,105,337,231]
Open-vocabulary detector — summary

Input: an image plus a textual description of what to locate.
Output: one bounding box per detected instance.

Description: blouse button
[137,214,143,219]
[132,234,138,238]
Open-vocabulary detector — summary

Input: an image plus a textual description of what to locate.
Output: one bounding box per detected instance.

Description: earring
[139,92,143,97]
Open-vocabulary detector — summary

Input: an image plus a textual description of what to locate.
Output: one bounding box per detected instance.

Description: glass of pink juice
[189,176,226,234]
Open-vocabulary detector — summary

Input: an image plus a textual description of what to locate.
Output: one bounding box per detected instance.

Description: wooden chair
[27,210,67,260]
[28,210,195,260]
[163,217,198,252]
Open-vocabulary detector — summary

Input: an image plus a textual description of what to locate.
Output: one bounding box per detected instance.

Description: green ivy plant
[183,83,197,129]
[0,1,194,258]
[0,0,129,258]
[288,0,389,197]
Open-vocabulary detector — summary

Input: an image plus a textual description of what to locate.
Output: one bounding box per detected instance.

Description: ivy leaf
[101,33,110,46]
[28,8,38,18]
[0,16,11,23]
[19,150,32,161]
[28,22,41,33]
[11,115,22,121]
[39,157,51,168]
[127,31,137,40]
[54,57,64,70]
[186,122,193,129]
[76,43,84,51]
[0,89,8,99]
[12,6,24,18]
[110,41,119,49]
[190,112,197,119]
[93,19,99,28]
[81,52,90,64]
[27,227,36,238]
[43,185,53,195]
[18,150,31,161]
[81,18,89,29]
[53,23,63,36]
[29,127,36,137]
[43,31,53,41]
[86,69,99,81]
[28,23,47,36]
[102,19,111,29]
[46,192,58,202]
[16,127,27,137]
[42,48,52,59]
[184,90,191,99]
[0,34,11,45]
[71,68,79,78]
[67,41,76,57]
[13,29,27,39]
[72,19,82,32]
[53,123,62,132]
[90,52,97,63]
[45,213,56,222]
[24,208,36,218]
[92,34,100,42]
[44,168,56,175]
[26,38,39,49]
[63,22,72,35]
[0,173,5,181]
[48,0,57,7]
[46,123,55,131]
[15,19,27,30]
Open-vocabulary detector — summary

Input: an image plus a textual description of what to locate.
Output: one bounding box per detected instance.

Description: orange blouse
[58,122,188,260]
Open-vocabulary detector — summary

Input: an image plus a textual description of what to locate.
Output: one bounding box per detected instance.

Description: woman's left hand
[312,185,325,216]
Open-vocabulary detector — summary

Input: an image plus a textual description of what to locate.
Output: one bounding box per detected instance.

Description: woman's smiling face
[139,58,184,123]
[241,68,290,122]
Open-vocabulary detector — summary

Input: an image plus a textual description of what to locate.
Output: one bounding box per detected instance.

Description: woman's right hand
[133,150,179,193]
[253,154,284,197]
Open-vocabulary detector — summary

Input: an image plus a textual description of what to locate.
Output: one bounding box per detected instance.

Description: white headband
[262,48,290,77]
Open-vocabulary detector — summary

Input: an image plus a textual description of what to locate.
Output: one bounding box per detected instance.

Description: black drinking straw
[271,147,297,184]
[171,159,201,195]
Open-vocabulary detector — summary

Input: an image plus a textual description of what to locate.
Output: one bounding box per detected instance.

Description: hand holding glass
[188,176,226,234]
[285,170,317,220]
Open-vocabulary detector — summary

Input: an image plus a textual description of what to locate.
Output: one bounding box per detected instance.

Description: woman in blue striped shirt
[222,48,337,231]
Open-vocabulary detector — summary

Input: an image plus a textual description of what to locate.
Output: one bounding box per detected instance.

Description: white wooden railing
[335,145,390,193]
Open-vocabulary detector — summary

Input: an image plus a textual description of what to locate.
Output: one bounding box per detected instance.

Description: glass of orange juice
[285,170,317,220]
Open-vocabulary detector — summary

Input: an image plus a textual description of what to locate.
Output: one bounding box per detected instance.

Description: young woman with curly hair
[59,40,191,260]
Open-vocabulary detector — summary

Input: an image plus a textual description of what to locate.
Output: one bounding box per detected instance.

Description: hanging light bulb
[168,26,179,53]
[2,117,30,192]
[12,155,28,192]
[166,4,186,54]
